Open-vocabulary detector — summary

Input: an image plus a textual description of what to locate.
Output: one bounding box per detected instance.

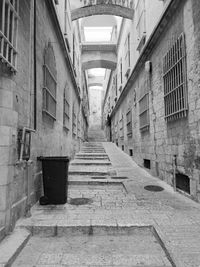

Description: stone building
[0,0,89,239]
[103,0,200,201]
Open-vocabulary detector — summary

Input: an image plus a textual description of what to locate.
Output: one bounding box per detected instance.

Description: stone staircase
[68,141,113,180]
[88,126,106,142]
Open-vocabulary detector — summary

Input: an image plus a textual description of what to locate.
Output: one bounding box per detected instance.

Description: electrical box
[18,128,31,161]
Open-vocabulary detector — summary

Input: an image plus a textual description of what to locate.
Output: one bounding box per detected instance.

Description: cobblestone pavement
[11,142,200,266]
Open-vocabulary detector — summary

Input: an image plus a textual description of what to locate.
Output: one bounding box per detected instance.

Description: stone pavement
[1,142,200,266]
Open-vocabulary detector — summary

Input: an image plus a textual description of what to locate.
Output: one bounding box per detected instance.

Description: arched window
[43,42,57,119]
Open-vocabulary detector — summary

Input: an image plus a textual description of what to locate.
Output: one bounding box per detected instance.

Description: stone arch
[71,4,134,21]
[82,59,116,70]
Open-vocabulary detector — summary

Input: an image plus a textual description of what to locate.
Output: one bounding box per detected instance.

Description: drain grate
[69,198,93,205]
[91,176,107,179]
[111,176,128,180]
[144,185,164,192]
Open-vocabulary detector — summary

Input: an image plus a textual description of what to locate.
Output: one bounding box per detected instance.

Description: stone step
[71,161,111,166]
[75,157,109,160]
[76,153,108,157]
[0,228,31,267]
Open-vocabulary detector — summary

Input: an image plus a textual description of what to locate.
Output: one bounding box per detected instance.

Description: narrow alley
[0,127,200,266]
[1,0,200,266]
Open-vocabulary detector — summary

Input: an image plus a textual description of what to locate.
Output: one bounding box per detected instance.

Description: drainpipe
[173,155,177,191]
[33,0,37,130]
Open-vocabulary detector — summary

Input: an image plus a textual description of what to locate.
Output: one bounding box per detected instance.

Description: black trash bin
[38,156,70,205]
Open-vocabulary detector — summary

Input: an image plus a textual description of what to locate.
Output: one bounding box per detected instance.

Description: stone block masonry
[0,0,88,237]
[108,0,200,202]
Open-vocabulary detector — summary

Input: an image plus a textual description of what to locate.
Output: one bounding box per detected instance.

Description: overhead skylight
[84,27,113,42]
[87,68,106,77]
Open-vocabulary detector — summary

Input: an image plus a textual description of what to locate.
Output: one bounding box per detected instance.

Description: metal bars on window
[135,0,146,40]
[63,85,70,131]
[72,103,77,137]
[0,0,19,71]
[139,92,149,132]
[126,109,132,137]
[43,43,57,120]
[163,33,188,122]
[124,33,130,74]
[119,114,124,140]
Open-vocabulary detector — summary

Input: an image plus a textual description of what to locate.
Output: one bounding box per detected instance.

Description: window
[139,77,150,132]
[64,0,71,51]
[163,33,188,122]
[77,109,81,138]
[119,114,124,140]
[126,109,132,137]
[114,121,118,140]
[63,84,70,130]
[120,58,123,85]
[0,0,19,71]
[119,58,123,93]
[43,42,57,120]
[72,103,76,137]
[73,33,79,76]
[135,0,146,50]
[124,33,131,77]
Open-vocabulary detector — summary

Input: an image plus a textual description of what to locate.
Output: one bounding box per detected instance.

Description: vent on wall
[144,159,151,169]
[176,173,190,194]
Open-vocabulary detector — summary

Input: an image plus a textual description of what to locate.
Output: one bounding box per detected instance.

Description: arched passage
[71,4,134,21]
[82,59,116,70]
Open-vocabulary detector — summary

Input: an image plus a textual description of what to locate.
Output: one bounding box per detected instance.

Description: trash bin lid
[37,156,70,162]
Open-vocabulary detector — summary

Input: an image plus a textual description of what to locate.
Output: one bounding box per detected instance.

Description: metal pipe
[33,0,37,130]
[173,155,177,191]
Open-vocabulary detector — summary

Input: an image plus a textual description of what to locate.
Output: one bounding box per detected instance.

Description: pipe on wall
[33,0,37,130]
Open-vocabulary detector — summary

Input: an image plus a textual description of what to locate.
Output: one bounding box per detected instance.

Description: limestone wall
[0,0,87,237]
[106,0,200,201]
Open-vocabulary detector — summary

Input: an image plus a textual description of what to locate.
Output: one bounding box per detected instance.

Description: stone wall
[109,0,200,201]
[0,0,87,238]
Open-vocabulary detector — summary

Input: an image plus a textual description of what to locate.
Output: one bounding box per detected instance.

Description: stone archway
[71,2,134,20]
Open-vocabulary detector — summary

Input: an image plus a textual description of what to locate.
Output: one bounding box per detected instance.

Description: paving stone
[7,142,200,266]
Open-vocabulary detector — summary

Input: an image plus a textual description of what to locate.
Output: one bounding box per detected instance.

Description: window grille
[115,121,118,140]
[120,58,123,86]
[43,42,57,120]
[135,0,146,41]
[163,33,188,121]
[0,0,19,71]
[124,33,131,75]
[72,103,76,137]
[119,114,124,140]
[126,109,132,136]
[139,92,149,131]
[63,85,70,131]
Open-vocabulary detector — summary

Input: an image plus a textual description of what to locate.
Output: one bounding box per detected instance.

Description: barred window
[124,33,130,76]
[126,109,132,137]
[119,114,124,140]
[120,58,123,85]
[43,42,57,120]
[139,76,150,132]
[135,0,146,42]
[72,103,77,137]
[0,0,19,71]
[163,33,188,121]
[77,110,81,138]
[63,84,70,131]
[139,92,149,132]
